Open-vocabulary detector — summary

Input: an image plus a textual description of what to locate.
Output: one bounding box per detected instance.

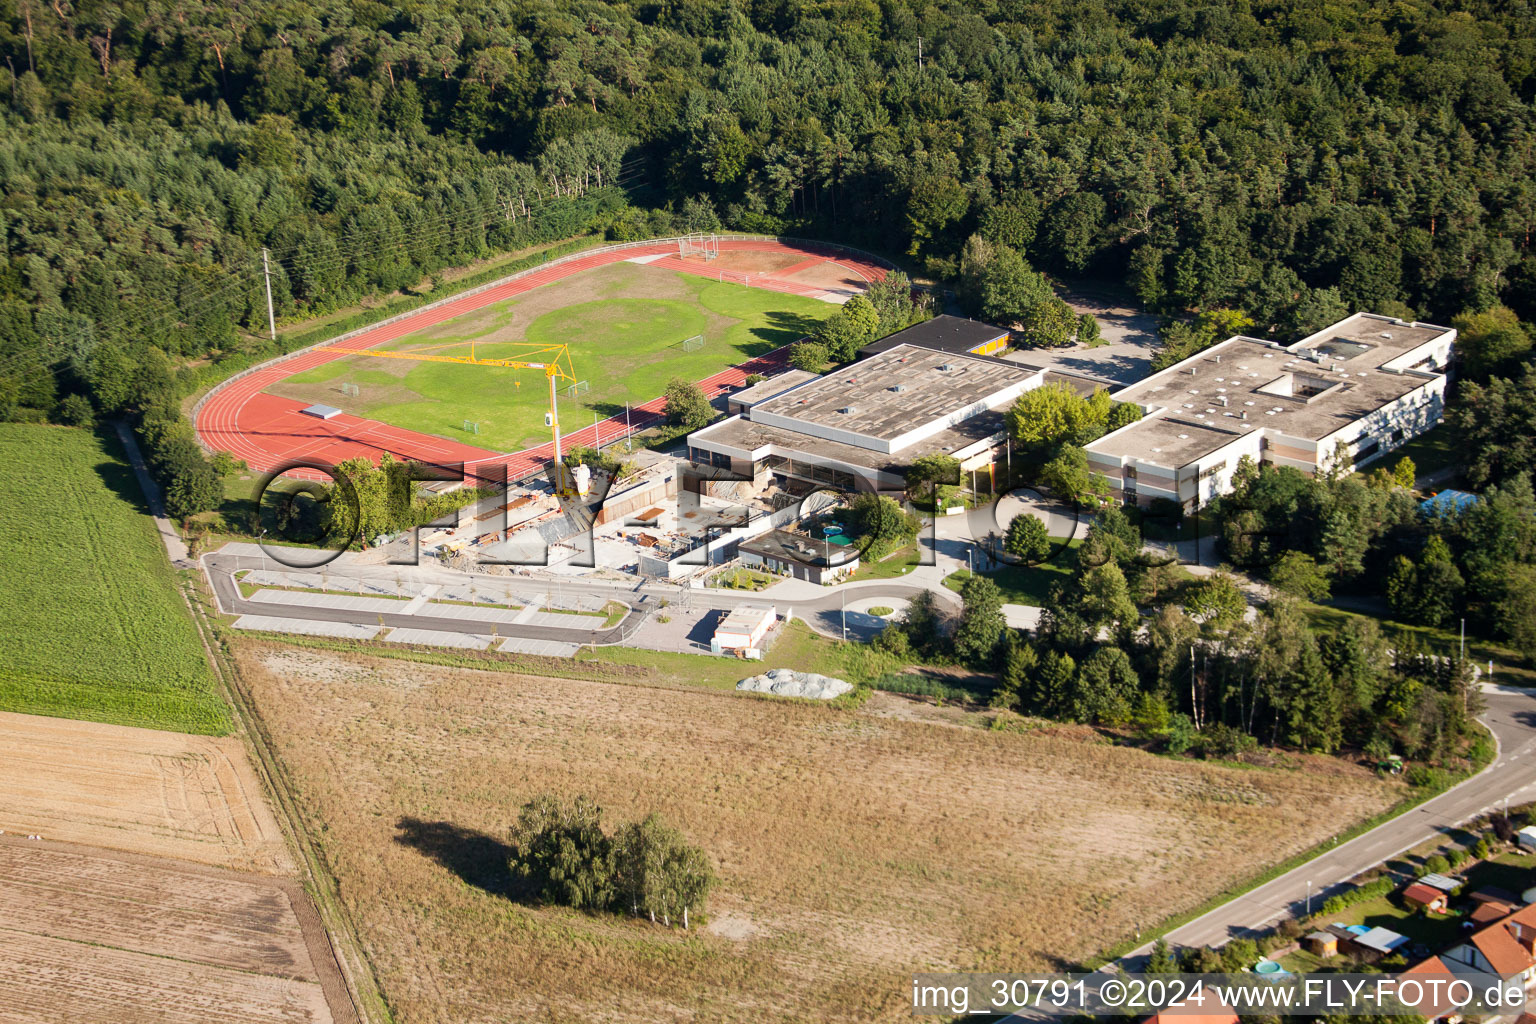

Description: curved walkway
[196,238,887,483]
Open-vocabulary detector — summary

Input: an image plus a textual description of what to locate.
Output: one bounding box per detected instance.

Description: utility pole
[1460,618,1466,663]
[261,248,277,341]
[624,401,632,450]
[1190,643,1198,729]
[593,410,599,449]
[1306,880,1312,918]
[917,36,923,69]
[841,587,847,641]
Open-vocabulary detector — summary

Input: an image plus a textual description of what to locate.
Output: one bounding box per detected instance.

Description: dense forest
[3,0,1536,417]
[1,0,1534,522]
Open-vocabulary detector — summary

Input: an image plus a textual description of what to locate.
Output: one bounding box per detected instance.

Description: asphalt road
[203,551,953,646]
[1119,684,1536,963]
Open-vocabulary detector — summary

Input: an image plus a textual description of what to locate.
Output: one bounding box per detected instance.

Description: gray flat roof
[1042,369,1115,397]
[1109,336,1434,443]
[752,344,1035,443]
[728,369,820,407]
[1090,415,1251,465]
[693,411,1004,476]
[739,529,858,568]
[857,314,1009,358]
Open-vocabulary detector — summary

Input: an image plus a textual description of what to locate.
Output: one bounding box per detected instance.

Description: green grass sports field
[274,262,833,451]
[0,424,228,734]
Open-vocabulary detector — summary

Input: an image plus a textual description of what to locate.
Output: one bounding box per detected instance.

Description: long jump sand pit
[0,837,342,1024]
[0,710,291,873]
[236,642,1403,1024]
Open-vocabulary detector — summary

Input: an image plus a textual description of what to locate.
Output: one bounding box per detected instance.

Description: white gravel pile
[736,668,853,700]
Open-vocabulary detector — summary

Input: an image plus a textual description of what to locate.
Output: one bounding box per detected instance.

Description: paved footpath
[112,420,190,565]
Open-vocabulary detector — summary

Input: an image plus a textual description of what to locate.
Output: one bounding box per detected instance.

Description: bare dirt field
[709,249,805,273]
[784,258,875,292]
[236,641,1404,1024]
[0,837,340,1024]
[0,710,291,873]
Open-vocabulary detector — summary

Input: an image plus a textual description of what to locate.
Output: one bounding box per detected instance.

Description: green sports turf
[282,270,832,452]
[0,424,228,734]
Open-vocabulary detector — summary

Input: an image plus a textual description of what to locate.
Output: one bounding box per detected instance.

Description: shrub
[58,393,94,428]
[1406,764,1451,790]
[1423,853,1451,875]
[788,340,828,371]
[1319,877,1393,916]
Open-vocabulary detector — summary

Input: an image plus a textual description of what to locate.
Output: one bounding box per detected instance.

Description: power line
[266,171,647,279]
[0,173,647,393]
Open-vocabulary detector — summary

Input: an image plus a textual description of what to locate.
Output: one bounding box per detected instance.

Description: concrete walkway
[112,420,190,565]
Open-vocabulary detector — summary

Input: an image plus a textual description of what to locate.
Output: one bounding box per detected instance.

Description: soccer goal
[681,334,705,352]
[462,420,480,435]
[678,233,719,260]
[563,380,591,398]
[340,382,360,397]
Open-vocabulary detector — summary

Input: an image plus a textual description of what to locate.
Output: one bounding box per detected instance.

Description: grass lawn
[847,543,922,582]
[944,539,1082,606]
[1307,892,1462,950]
[1381,424,1458,481]
[573,619,897,690]
[0,424,227,734]
[1460,849,1536,894]
[278,263,832,452]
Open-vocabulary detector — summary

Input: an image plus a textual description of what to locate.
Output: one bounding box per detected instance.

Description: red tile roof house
[1403,881,1451,913]
[1141,987,1238,1024]
[1397,956,1465,1021]
[1442,903,1536,988]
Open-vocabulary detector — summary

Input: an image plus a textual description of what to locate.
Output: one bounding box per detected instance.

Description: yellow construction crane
[316,340,582,492]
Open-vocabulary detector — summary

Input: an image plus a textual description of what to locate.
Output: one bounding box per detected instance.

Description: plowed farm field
[0,840,336,1024]
[0,710,291,873]
[0,712,352,1024]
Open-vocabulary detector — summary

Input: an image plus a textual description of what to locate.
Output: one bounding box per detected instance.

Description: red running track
[196,239,887,484]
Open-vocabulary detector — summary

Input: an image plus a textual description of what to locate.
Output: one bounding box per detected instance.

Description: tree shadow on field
[94,429,153,516]
[589,400,628,419]
[394,816,535,901]
[747,309,825,353]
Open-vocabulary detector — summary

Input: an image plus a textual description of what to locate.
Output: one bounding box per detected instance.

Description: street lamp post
[1306,880,1312,918]
[841,588,847,642]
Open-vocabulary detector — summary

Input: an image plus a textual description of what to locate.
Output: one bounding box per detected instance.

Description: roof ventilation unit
[839,406,856,415]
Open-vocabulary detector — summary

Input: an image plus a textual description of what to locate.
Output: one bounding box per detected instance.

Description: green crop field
[274,262,833,452]
[0,424,227,734]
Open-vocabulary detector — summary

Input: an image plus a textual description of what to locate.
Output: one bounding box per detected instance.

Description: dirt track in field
[0,710,292,873]
[0,837,342,1024]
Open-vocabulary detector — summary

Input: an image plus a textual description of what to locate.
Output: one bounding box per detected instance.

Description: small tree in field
[663,377,714,430]
[1077,313,1102,347]
[1004,513,1051,563]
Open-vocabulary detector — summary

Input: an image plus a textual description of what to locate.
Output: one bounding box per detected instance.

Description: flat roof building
[688,341,1059,491]
[1086,312,1455,511]
[856,314,1011,359]
[725,369,821,416]
[737,528,860,584]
